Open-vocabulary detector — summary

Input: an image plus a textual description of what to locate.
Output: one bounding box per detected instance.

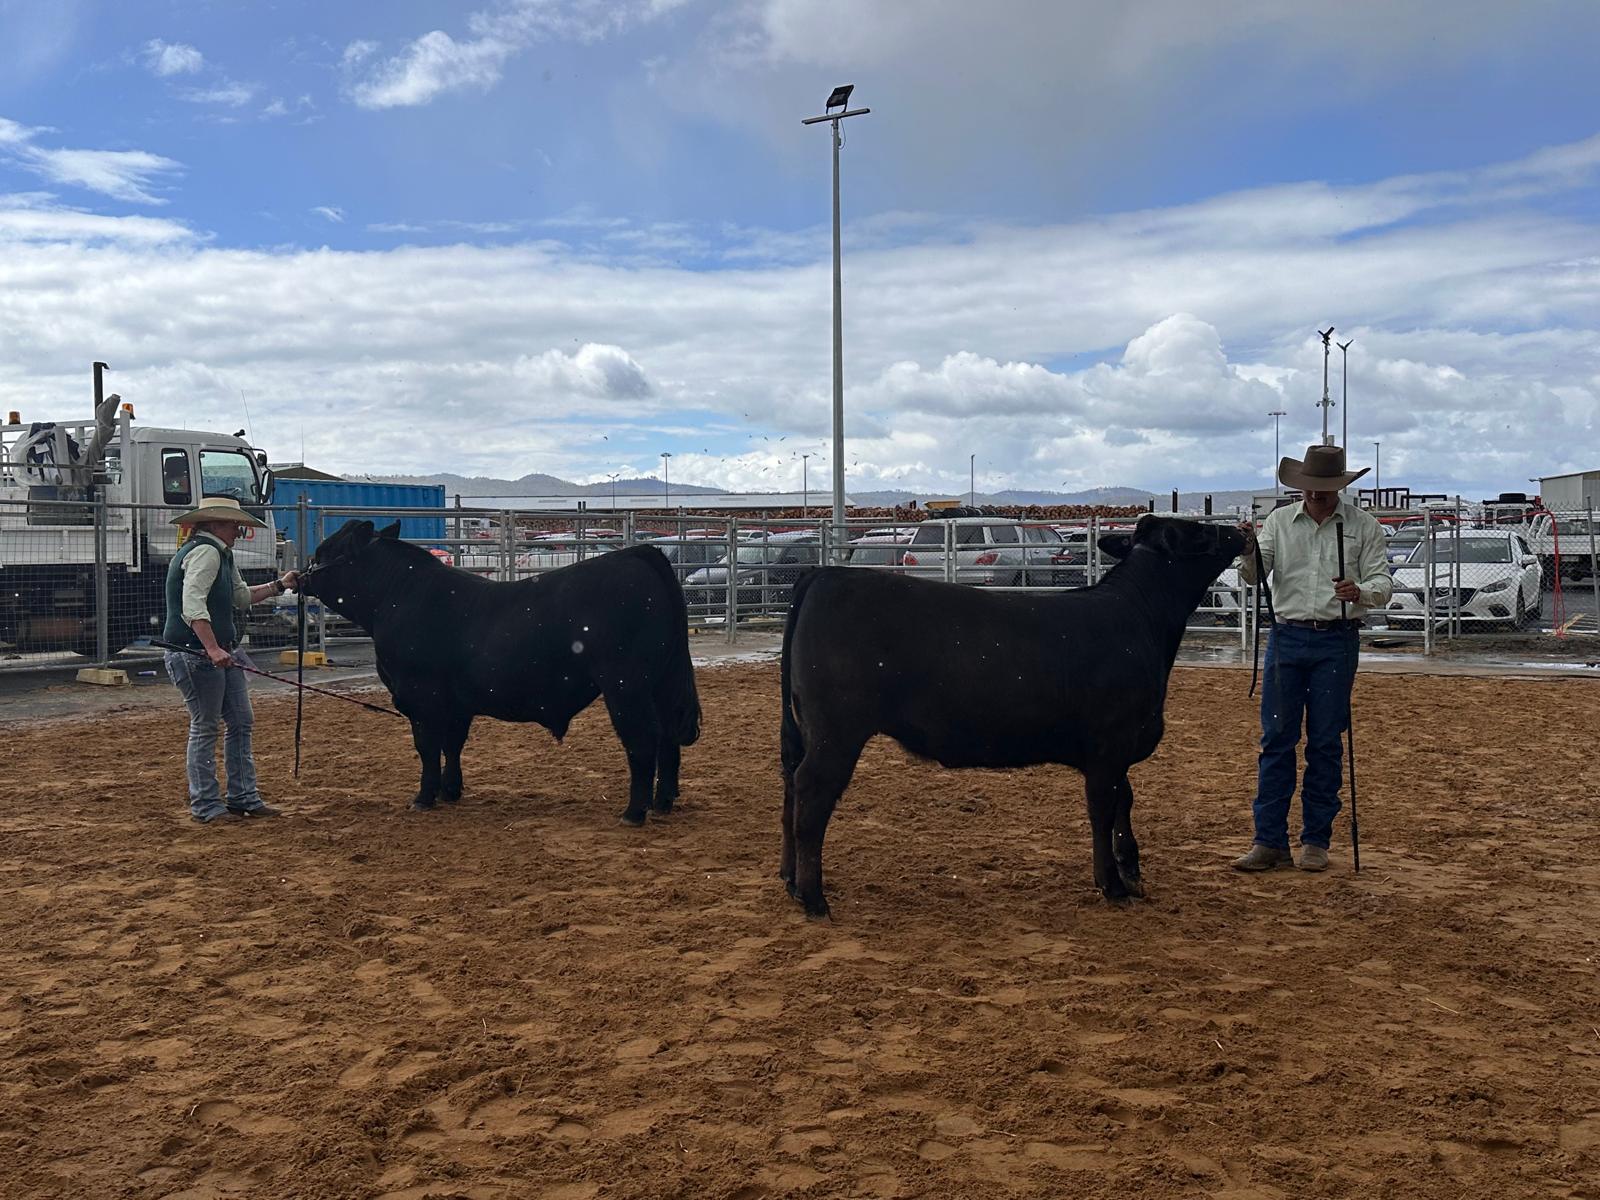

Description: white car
[1384,531,1543,630]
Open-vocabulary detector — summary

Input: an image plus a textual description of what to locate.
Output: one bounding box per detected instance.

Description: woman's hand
[206,644,234,668]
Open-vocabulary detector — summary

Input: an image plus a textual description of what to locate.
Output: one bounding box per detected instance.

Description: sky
[1,0,1598,499]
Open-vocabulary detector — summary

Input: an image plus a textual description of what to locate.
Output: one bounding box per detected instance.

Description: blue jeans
[1252,624,1358,850]
[165,650,262,819]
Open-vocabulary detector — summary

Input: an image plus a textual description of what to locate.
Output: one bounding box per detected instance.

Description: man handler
[1234,445,1391,872]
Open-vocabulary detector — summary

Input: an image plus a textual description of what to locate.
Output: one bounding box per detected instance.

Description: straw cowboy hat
[1278,444,1370,493]
[169,496,267,529]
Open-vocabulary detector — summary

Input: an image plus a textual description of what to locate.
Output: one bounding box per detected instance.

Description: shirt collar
[1289,496,1356,525]
[192,530,228,551]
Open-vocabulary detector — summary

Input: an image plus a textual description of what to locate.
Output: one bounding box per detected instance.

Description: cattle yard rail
[3,499,1597,676]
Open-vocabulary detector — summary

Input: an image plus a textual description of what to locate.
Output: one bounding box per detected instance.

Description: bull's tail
[640,545,701,745]
[780,568,820,774]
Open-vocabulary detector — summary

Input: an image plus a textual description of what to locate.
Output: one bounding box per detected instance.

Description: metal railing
[3,498,1596,675]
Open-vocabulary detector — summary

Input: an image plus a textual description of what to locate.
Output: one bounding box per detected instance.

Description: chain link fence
[5,499,1599,674]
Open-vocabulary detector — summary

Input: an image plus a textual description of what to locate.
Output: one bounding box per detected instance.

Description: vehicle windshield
[1405,538,1511,565]
[849,545,898,565]
[719,546,769,565]
[199,449,263,503]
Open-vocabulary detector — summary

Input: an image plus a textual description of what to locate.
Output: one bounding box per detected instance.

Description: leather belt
[1276,618,1361,631]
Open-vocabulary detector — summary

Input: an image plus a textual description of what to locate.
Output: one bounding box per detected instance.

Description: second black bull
[779,515,1247,916]
[301,520,701,821]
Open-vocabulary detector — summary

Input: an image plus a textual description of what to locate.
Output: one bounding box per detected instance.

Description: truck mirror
[261,467,275,504]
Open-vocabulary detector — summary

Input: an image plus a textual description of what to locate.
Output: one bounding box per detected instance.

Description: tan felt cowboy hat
[169,496,267,529]
[1278,444,1371,493]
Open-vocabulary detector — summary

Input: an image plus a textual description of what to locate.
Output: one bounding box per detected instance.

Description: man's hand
[1237,523,1257,558]
[280,570,301,592]
[205,644,234,668]
[1332,577,1361,604]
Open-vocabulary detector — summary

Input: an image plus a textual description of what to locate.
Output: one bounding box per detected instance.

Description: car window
[199,449,261,503]
[989,525,1018,544]
[850,545,897,565]
[956,525,986,546]
[160,449,192,506]
[778,545,818,566]
[1516,536,1531,556]
[911,525,943,545]
[1406,538,1511,564]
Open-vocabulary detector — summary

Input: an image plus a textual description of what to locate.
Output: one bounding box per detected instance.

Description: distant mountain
[361,472,1263,512]
[361,471,722,497]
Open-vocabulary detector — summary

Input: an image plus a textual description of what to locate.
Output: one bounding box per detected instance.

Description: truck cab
[1,404,279,655]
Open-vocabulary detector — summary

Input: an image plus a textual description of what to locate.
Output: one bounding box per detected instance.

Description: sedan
[1384,532,1543,630]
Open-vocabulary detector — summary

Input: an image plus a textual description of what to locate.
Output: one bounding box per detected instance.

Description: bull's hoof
[1103,893,1135,909]
[618,809,647,828]
[651,796,676,815]
[440,792,460,805]
[796,889,831,919]
[411,797,438,812]
[1117,872,1145,898]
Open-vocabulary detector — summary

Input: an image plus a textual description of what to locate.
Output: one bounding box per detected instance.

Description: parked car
[900,515,1070,586]
[1525,512,1598,581]
[683,531,822,615]
[1384,530,1543,630]
[846,533,910,571]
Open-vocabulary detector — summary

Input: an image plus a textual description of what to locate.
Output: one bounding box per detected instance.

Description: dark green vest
[163,534,239,649]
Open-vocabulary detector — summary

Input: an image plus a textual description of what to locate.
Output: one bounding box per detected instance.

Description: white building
[1538,470,1600,512]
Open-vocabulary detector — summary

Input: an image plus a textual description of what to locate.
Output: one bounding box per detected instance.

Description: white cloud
[0,193,195,245]
[140,39,203,76]
[0,135,1594,496]
[311,205,345,223]
[0,118,181,204]
[343,0,687,109]
[177,81,256,107]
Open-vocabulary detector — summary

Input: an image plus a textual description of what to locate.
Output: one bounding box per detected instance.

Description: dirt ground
[2,663,1598,1200]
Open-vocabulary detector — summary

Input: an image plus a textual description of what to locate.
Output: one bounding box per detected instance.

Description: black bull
[301,520,701,822]
[779,516,1247,916]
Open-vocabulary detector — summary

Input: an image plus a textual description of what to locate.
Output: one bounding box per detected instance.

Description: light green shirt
[179,534,253,627]
[1239,498,1393,621]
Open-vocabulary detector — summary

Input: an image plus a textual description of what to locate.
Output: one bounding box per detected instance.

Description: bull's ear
[1097,532,1134,560]
[1133,513,1163,544]
[377,521,401,539]
[348,519,375,545]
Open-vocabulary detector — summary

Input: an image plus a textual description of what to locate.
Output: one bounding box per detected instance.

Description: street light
[606,471,620,510]
[1372,441,1381,496]
[800,452,811,516]
[969,454,975,506]
[803,84,871,562]
[1317,326,1335,446]
[660,452,672,509]
[1338,338,1354,448]
[1268,409,1287,494]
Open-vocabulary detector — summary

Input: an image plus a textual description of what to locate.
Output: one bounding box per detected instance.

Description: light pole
[1269,409,1287,494]
[607,471,620,510]
[1317,326,1335,446]
[660,452,671,509]
[800,453,811,516]
[803,84,871,563]
[1372,441,1381,496]
[969,454,975,506]
[1338,338,1354,448]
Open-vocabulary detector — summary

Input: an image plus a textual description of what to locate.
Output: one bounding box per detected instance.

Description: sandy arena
[2,661,1598,1199]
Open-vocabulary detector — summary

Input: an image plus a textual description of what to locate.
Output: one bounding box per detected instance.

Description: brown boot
[1297,845,1330,872]
[1232,843,1293,872]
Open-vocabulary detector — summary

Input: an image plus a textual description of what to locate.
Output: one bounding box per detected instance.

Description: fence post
[1423,513,1434,655]
[500,510,515,582]
[943,519,955,585]
[725,516,738,644]
[94,494,109,665]
[1588,503,1598,632]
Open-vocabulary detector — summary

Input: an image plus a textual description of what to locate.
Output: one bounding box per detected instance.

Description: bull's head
[297,518,401,604]
[1098,515,1246,564]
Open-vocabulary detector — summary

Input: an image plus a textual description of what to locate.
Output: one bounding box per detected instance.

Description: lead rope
[1336,521,1361,873]
[294,585,306,778]
[1249,543,1277,697]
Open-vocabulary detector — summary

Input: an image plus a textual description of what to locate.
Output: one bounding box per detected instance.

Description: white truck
[0,364,282,656]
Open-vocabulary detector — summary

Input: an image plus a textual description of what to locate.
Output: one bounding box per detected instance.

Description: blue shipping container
[271,479,448,557]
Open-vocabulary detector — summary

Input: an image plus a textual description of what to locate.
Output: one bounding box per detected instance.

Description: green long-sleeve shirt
[1238,498,1393,621]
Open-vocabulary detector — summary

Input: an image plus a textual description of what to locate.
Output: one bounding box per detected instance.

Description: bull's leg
[1084,769,1132,904]
[601,683,661,826]
[1109,771,1144,897]
[778,699,805,890]
[791,734,866,919]
[440,716,473,804]
[652,738,680,814]
[410,719,443,812]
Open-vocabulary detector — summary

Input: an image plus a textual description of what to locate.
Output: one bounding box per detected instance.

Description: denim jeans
[164,650,262,819]
[1252,624,1359,851]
